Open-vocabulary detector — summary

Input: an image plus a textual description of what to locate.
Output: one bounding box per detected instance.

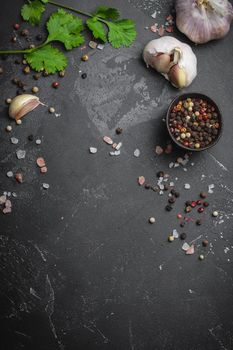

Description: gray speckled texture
[1,0,233,349]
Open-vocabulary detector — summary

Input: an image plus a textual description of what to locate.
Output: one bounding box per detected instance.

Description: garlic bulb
[143,37,197,88]
[9,94,41,120]
[176,0,233,44]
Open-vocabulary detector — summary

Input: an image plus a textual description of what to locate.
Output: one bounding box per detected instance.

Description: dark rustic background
[1,0,233,349]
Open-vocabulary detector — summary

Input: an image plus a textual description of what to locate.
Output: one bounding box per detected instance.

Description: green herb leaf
[107,19,136,48]
[25,44,67,73]
[86,17,107,42]
[46,9,84,50]
[94,6,119,20]
[21,0,45,25]
[40,0,48,3]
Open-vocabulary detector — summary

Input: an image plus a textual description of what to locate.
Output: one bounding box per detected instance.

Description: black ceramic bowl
[166,93,223,151]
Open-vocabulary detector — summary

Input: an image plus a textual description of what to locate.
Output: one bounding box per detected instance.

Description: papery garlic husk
[143,36,197,88]
[176,0,233,44]
[9,94,41,120]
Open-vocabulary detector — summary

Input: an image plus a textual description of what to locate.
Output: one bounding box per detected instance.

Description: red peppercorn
[198,207,204,213]
[13,23,20,30]
[191,201,197,208]
[203,201,209,207]
[52,82,59,88]
[196,200,202,205]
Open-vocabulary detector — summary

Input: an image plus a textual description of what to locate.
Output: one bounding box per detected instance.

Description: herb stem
[0,41,48,55]
[48,0,93,18]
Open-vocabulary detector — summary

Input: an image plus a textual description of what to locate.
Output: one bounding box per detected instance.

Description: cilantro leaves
[46,9,84,50]
[21,0,45,26]
[5,2,137,74]
[25,44,67,73]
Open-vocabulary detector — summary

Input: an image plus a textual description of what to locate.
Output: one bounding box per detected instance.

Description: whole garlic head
[143,36,197,88]
[176,0,233,44]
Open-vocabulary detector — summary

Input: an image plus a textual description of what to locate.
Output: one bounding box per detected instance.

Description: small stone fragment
[109,150,121,156]
[138,176,145,186]
[103,136,113,145]
[5,199,12,208]
[11,137,19,144]
[155,145,163,155]
[149,217,155,224]
[36,157,46,168]
[89,147,97,154]
[15,173,23,183]
[16,150,26,159]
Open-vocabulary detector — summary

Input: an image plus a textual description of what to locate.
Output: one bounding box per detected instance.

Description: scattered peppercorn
[32,86,39,93]
[52,82,59,88]
[177,213,182,219]
[198,207,204,213]
[185,206,192,213]
[15,173,23,183]
[196,219,202,226]
[81,73,87,79]
[28,135,34,141]
[36,34,43,41]
[49,107,55,114]
[59,70,65,77]
[0,67,3,74]
[165,204,173,212]
[164,184,170,191]
[6,98,12,104]
[33,73,40,80]
[203,201,209,207]
[21,29,29,36]
[180,222,185,227]
[16,119,22,125]
[199,254,205,260]
[13,23,20,30]
[6,125,12,132]
[168,235,174,242]
[29,44,35,49]
[168,197,176,204]
[23,66,30,74]
[144,183,152,189]
[202,239,208,247]
[212,211,219,217]
[81,54,89,61]
[157,171,164,178]
[200,192,207,199]
[43,71,49,77]
[11,36,17,43]
[174,191,180,198]
[191,201,197,208]
[180,232,187,240]
[115,127,123,135]
[149,217,155,224]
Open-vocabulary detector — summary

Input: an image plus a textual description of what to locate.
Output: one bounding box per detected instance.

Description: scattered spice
[115,127,123,135]
[15,173,23,183]
[32,86,39,93]
[180,232,187,240]
[81,73,87,79]
[155,145,163,155]
[199,254,205,260]
[168,235,174,242]
[52,82,59,88]
[36,157,46,168]
[138,176,145,186]
[202,239,208,247]
[49,107,55,113]
[6,125,12,132]
[40,166,47,173]
[16,149,26,159]
[81,54,89,61]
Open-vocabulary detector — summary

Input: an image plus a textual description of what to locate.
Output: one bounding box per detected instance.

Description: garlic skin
[9,94,40,120]
[176,0,233,44]
[143,37,197,88]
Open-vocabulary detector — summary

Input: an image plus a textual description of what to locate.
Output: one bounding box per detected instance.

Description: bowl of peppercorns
[166,93,223,151]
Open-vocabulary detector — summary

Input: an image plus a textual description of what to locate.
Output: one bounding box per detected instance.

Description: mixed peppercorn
[168,97,221,150]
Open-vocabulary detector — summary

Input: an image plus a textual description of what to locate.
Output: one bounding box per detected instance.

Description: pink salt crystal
[36,157,46,168]
[5,199,12,208]
[3,207,12,214]
[103,136,113,145]
[186,245,195,255]
[40,166,48,173]
[138,176,145,186]
[150,24,158,33]
[158,26,165,36]
[0,195,7,204]
[155,146,164,155]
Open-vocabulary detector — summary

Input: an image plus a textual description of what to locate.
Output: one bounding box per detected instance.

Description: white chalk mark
[208,152,228,172]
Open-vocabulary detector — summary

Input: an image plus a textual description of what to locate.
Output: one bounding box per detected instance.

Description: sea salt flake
[89,147,97,154]
[16,150,26,159]
[103,136,113,145]
[134,149,140,157]
[6,171,13,178]
[182,242,190,251]
[184,183,191,190]
[138,176,145,186]
[173,229,179,238]
[11,137,18,144]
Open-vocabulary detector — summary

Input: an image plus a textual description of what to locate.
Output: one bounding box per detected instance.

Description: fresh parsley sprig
[0,1,136,74]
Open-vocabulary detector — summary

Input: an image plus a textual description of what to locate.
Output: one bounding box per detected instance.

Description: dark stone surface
[1,1,233,349]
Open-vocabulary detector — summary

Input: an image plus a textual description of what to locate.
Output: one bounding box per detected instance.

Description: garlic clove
[168,64,187,89]
[150,52,171,73]
[9,94,41,120]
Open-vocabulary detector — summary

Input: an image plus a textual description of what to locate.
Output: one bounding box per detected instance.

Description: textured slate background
[1,0,233,349]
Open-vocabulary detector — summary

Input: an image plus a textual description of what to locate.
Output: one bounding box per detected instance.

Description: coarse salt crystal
[16,150,26,159]
[115,142,122,151]
[173,229,179,238]
[89,147,97,154]
[184,183,191,190]
[186,245,195,255]
[138,176,145,186]
[103,136,113,145]
[43,183,49,189]
[134,149,140,157]
[11,137,18,144]
[6,171,13,178]
[182,242,190,251]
